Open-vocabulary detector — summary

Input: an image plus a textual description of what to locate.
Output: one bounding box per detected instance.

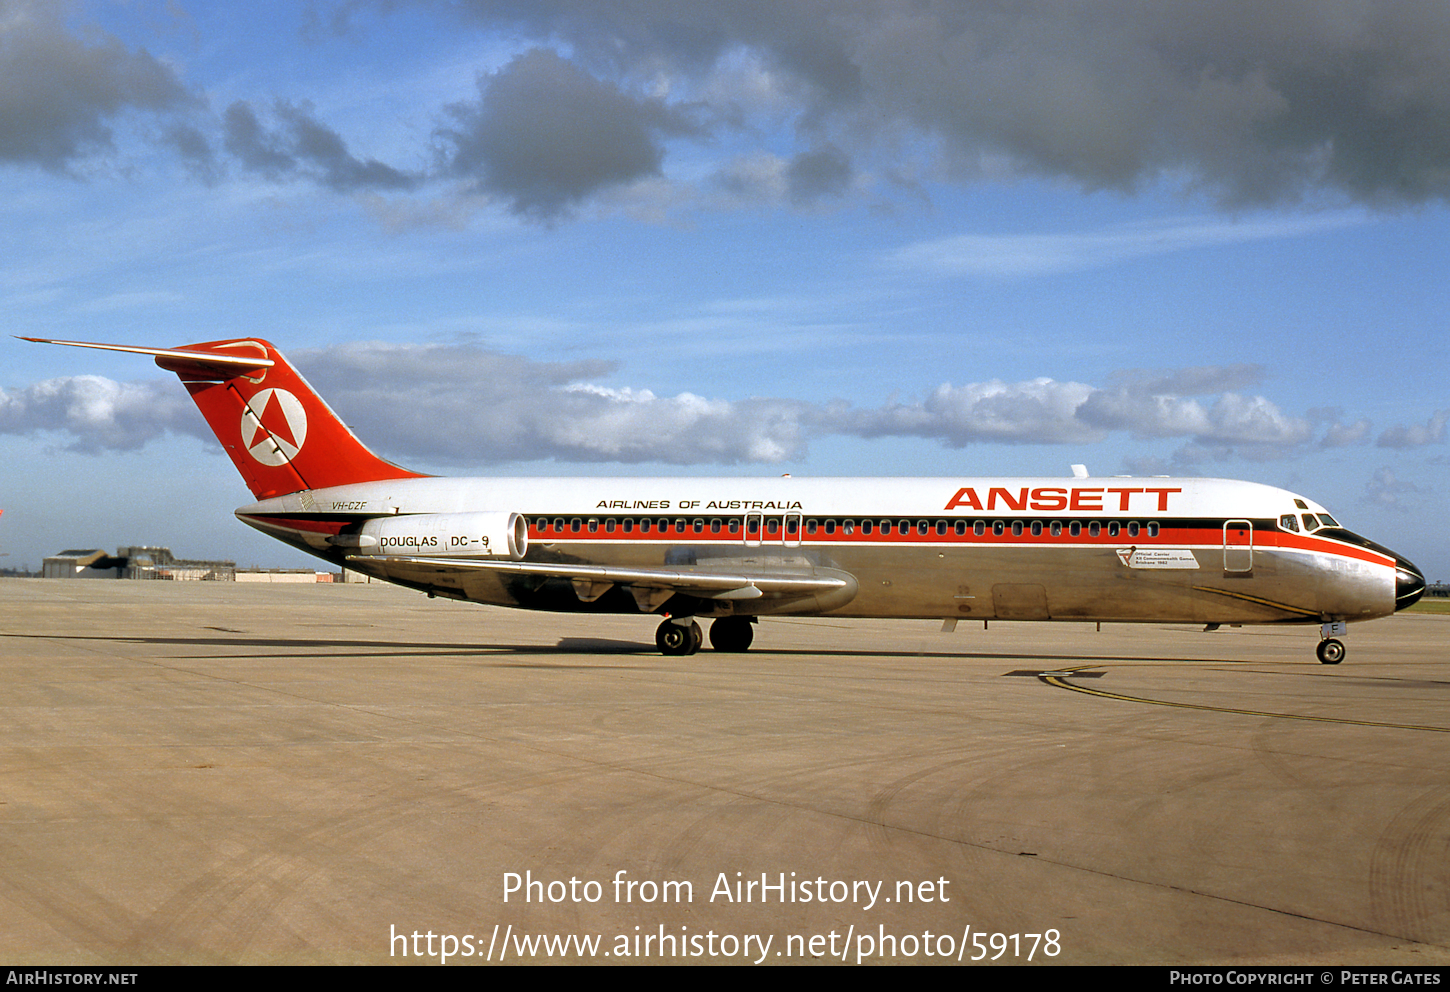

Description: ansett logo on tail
[241,388,308,465]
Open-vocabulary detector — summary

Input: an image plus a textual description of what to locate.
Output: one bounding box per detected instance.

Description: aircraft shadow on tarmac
[3,629,1242,666]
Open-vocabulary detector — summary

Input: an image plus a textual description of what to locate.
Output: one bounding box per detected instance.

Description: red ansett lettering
[945,487,1181,513]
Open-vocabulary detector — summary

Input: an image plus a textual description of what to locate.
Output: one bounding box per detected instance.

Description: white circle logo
[241,388,308,466]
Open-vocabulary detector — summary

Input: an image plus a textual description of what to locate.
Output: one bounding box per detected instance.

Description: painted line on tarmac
[1039,666,1450,733]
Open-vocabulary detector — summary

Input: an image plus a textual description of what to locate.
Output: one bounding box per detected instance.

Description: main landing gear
[708,616,755,653]
[656,618,703,656]
[654,616,756,656]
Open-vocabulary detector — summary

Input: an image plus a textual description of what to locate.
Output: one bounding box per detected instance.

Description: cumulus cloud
[1362,466,1425,510]
[0,375,203,451]
[17,2,1450,216]
[437,49,699,220]
[224,99,419,192]
[1377,409,1449,449]
[0,0,192,169]
[829,378,1103,446]
[290,341,809,464]
[416,0,1450,209]
[8,343,1383,468]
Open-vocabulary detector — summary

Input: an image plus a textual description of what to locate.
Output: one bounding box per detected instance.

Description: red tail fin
[21,337,426,499]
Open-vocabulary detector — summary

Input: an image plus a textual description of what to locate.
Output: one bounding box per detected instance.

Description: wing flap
[355,555,851,602]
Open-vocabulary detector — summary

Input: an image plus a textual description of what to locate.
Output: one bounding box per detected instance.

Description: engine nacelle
[352,512,528,559]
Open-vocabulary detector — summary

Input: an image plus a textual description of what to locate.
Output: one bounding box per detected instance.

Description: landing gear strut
[1316,638,1345,665]
[709,616,755,652]
[656,618,702,656]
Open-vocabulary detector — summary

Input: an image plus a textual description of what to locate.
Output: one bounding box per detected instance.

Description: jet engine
[346,511,529,559]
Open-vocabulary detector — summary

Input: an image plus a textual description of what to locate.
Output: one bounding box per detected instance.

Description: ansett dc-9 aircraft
[24,337,1427,664]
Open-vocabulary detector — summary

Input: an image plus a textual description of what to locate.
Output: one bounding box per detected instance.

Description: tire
[656,619,703,656]
[709,617,755,652]
[1316,638,1345,665]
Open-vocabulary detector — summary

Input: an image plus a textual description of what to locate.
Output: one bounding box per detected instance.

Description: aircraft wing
[353,555,857,611]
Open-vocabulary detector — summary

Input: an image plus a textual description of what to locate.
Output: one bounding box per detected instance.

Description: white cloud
[7,344,1427,470]
[889,214,1364,277]
[1377,410,1449,449]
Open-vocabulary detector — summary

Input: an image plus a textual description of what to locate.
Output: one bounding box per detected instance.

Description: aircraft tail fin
[20,337,426,499]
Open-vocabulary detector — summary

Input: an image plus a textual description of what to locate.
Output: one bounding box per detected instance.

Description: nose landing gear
[1316,619,1348,664]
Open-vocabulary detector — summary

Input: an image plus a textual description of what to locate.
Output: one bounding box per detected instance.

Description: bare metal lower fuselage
[238,474,1410,629]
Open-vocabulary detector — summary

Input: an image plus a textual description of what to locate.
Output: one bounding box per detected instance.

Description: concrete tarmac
[1,577,1447,966]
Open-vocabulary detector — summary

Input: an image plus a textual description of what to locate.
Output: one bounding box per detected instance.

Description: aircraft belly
[350,538,1352,625]
[816,545,1327,624]
[827,545,1205,621]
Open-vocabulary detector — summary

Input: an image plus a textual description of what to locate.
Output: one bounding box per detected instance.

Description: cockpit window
[1280,514,1299,533]
[1318,513,1339,527]
[1301,514,1319,532]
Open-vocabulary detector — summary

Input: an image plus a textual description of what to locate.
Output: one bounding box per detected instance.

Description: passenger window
[1147,522,1159,537]
[974,521,985,536]
[694,519,705,533]
[588,519,599,533]
[861,520,873,535]
[918,520,930,536]
[1011,521,1023,537]
[1088,522,1099,537]
[1067,522,1079,537]
[842,520,855,535]
[1030,521,1043,536]
[1051,521,1063,537]
[1127,522,1140,537]
[805,520,817,535]
[955,521,966,535]
[992,521,1004,536]
[675,519,686,534]
[710,519,721,534]
[824,520,836,535]
[1107,522,1120,537]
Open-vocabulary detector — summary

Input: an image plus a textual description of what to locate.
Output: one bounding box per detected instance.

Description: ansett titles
[944,486,1182,513]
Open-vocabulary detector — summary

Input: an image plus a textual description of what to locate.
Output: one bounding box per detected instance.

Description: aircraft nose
[1395,556,1426,612]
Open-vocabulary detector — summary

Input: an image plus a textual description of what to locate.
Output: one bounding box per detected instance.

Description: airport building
[43,546,236,580]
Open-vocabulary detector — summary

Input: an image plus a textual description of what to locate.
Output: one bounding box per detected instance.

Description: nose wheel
[1316,638,1345,665]
[656,618,703,656]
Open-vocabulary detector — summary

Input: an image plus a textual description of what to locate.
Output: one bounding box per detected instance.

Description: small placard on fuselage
[1116,548,1200,569]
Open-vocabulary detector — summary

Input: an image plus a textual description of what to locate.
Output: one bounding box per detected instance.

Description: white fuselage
[237,475,1403,625]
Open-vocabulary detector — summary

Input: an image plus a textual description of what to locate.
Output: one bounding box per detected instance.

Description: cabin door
[1223,520,1254,574]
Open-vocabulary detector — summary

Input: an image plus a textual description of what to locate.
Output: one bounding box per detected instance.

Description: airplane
[21,336,1426,664]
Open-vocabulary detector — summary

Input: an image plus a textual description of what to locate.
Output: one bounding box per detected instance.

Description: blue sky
[2,0,1447,579]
